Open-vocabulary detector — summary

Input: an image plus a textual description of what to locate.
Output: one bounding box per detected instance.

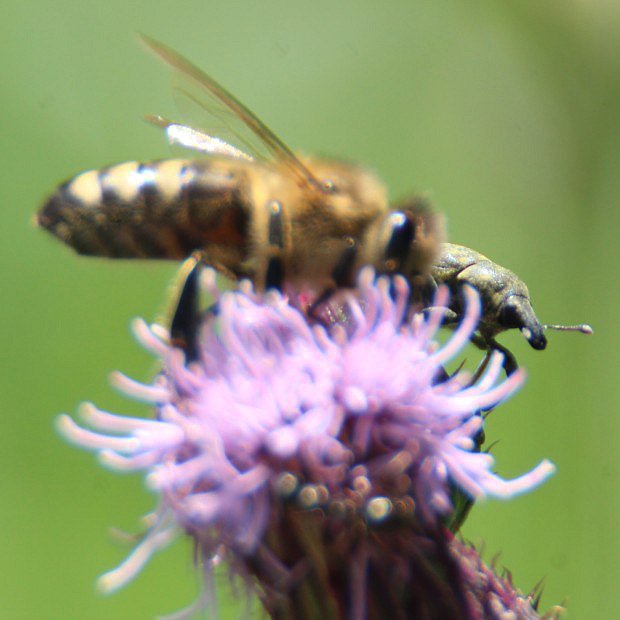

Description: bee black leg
[265,257,284,290]
[170,253,205,363]
[308,237,358,321]
[331,237,358,288]
[264,199,286,291]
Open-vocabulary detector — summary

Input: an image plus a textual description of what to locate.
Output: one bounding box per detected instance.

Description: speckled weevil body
[430,243,548,374]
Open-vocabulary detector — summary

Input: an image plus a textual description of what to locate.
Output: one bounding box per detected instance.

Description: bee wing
[145,114,256,162]
[140,35,322,189]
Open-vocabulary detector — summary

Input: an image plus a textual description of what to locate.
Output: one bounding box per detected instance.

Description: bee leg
[308,237,358,321]
[308,287,335,321]
[264,199,286,290]
[265,256,284,290]
[170,252,205,363]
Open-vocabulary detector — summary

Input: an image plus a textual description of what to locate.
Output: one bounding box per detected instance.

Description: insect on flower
[57,267,557,608]
[36,36,592,373]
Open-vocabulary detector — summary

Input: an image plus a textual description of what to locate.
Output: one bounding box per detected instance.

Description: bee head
[497,295,547,350]
[382,197,445,280]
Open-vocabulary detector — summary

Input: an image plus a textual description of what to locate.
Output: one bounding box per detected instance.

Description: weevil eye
[498,301,522,329]
[499,297,547,350]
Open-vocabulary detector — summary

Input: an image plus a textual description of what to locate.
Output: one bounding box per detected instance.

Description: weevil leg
[488,338,518,377]
[422,306,459,324]
[170,252,206,363]
[435,362,485,533]
[470,348,493,385]
[469,333,518,377]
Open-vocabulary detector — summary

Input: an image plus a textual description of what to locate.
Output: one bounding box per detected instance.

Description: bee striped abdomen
[37,160,250,264]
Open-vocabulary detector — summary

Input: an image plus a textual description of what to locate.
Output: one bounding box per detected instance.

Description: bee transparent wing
[146,115,255,162]
[171,82,271,161]
[141,35,321,189]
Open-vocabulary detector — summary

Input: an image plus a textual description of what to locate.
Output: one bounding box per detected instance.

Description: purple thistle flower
[58,267,556,617]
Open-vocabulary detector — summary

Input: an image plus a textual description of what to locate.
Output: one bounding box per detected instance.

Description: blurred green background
[2,1,618,618]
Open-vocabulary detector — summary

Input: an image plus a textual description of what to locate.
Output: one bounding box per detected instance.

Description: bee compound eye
[384,212,414,269]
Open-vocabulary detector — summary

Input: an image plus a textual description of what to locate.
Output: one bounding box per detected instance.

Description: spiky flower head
[58,268,555,617]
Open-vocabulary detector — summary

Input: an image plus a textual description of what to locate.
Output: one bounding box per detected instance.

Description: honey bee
[37,36,591,372]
